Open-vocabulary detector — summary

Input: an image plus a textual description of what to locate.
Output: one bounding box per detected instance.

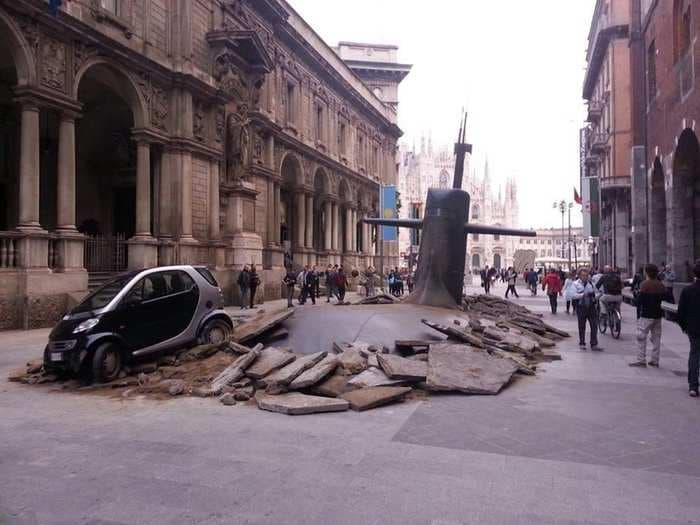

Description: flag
[49,0,62,16]
[574,187,582,205]
[381,186,397,241]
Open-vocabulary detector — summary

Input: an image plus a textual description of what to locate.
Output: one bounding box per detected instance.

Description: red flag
[574,187,582,205]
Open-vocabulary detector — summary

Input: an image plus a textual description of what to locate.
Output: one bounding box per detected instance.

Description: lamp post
[553,200,574,270]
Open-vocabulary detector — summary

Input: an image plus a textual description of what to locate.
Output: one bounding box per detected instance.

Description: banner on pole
[381,185,397,241]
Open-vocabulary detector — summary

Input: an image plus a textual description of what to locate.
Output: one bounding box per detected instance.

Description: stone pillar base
[209,241,226,270]
[177,237,200,265]
[127,237,158,269]
[230,232,263,268]
[55,230,85,272]
[264,245,285,270]
[16,230,50,269]
[157,239,177,266]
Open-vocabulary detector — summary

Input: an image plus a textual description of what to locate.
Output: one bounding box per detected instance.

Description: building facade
[582,0,634,275]
[0,0,407,329]
[637,0,700,282]
[515,227,593,270]
[397,142,520,273]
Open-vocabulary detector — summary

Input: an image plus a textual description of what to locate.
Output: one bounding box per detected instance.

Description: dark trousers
[566,300,575,313]
[299,285,315,304]
[249,285,257,309]
[505,285,519,298]
[286,286,294,307]
[577,304,598,347]
[484,280,491,294]
[688,335,700,391]
[548,293,558,314]
[326,283,334,302]
[337,287,346,302]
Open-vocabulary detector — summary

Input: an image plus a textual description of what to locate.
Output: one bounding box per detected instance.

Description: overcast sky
[289,0,596,228]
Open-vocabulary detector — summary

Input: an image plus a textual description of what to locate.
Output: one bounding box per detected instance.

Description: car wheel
[92,342,122,384]
[199,318,232,345]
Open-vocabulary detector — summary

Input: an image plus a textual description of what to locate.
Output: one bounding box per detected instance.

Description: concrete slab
[245,347,296,379]
[256,392,349,415]
[289,355,339,390]
[341,386,412,411]
[377,353,428,381]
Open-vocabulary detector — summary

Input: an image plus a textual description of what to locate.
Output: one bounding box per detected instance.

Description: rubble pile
[9,295,568,415]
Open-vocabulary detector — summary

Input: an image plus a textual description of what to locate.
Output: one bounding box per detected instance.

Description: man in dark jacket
[325,265,336,303]
[305,266,317,305]
[282,269,297,308]
[678,261,700,396]
[237,265,250,310]
[631,264,667,368]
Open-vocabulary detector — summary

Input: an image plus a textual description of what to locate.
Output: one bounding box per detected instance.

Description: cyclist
[596,266,623,318]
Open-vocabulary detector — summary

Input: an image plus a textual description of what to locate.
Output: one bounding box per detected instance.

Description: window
[358,135,364,167]
[315,103,324,142]
[472,233,479,241]
[285,82,296,125]
[494,233,500,241]
[338,121,347,155]
[471,204,480,220]
[372,146,378,173]
[647,40,657,102]
[674,0,693,62]
[124,271,195,305]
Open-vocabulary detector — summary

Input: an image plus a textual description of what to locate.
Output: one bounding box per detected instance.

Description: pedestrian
[542,268,563,314]
[526,268,539,296]
[335,266,348,302]
[631,266,644,319]
[481,265,492,294]
[282,268,297,308]
[571,268,603,351]
[249,265,260,309]
[631,264,666,368]
[406,272,414,294]
[678,261,700,397]
[237,265,250,310]
[365,266,376,297]
[306,266,317,305]
[505,267,519,299]
[298,265,310,305]
[325,265,336,303]
[311,265,320,300]
[661,264,676,303]
[563,271,577,314]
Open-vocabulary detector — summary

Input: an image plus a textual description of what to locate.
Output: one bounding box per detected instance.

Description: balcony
[587,100,603,122]
[585,150,600,166]
[600,176,631,192]
[589,131,610,153]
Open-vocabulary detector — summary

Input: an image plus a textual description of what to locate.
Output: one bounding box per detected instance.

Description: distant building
[397,141,519,273]
[515,227,593,270]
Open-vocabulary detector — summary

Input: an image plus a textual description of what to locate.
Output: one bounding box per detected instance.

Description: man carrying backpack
[596,265,623,319]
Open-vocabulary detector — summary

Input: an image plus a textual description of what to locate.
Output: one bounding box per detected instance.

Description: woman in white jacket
[563,271,577,315]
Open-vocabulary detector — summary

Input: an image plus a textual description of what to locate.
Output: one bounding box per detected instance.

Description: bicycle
[597,298,622,339]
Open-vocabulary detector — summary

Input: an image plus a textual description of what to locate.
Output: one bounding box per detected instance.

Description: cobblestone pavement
[1,285,699,525]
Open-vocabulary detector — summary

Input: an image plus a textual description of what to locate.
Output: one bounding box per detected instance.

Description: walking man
[661,264,676,303]
[305,266,317,305]
[631,264,666,368]
[571,268,603,351]
[481,265,492,294]
[505,267,519,299]
[678,261,700,396]
[325,265,336,303]
[249,265,260,309]
[526,268,539,296]
[335,266,348,302]
[298,265,310,305]
[237,265,250,310]
[542,268,563,314]
[283,268,297,308]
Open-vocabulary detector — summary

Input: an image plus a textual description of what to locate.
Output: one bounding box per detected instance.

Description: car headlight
[73,318,99,334]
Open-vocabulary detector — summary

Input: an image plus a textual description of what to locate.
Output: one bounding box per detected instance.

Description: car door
[118,274,166,351]
[159,270,200,342]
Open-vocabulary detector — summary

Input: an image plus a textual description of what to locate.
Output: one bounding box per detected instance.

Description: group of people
[281,265,349,308]
[387,268,414,297]
[235,265,261,310]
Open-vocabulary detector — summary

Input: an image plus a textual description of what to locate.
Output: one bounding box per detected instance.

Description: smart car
[43,265,233,383]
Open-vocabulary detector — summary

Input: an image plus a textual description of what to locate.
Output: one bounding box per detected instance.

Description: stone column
[159,149,173,238]
[324,200,332,250]
[209,160,220,240]
[352,208,358,252]
[362,218,370,254]
[56,112,77,232]
[135,140,152,238]
[18,101,41,230]
[266,179,275,246]
[180,151,194,241]
[332,202,339,251]
[305,194,313,248]
[274,182,281,244]
[296,191,306,249]
[345,207,353,253]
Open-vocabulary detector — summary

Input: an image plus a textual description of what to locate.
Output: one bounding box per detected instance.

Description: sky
[289,0,597,228]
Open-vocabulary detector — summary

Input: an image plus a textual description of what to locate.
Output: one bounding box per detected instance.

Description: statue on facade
[226,105,251,182]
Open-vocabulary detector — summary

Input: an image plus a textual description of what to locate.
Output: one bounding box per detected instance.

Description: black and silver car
[44,265,233,383]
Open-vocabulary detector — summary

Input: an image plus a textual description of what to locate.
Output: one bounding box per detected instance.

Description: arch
[312,167,329,195]
[338,179,352,203]
[0,8,36,86]
[280,152,303,186]
[672,128,700,274]
[74,58,148,127]
[649,156,667,266]
[493,253,502,269]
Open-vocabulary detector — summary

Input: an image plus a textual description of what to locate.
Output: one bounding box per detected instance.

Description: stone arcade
[0,0,407,329]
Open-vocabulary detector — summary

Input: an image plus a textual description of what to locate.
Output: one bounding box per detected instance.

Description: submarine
[364,113,536,309]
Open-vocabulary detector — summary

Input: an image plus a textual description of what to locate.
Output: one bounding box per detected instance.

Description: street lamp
[553,200,574,270]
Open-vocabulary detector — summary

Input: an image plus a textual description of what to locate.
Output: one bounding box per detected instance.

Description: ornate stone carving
[41,37,67,92]
[73,40,98,77]
[18,16,40,58]
[193,100,206,142]
[215,107,225,143]
[226,105,251,181]
[134,72,169,132]
[213,51,250,101]
[253,132,263,164]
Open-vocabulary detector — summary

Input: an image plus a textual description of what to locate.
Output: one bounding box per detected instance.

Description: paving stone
[210,348,260,395]
[341,386,412,411]
[427,343,519,395]
[289,355,339,390]
[311,373,351,398]
[261,351,327,389]
[245,347,296,379]
[347,367,410,388]
[337,348,367,374]
[377,353,427,381]
[256,392,349,415]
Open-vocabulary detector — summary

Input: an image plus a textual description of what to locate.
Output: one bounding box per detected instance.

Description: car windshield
[71,275,134,314]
